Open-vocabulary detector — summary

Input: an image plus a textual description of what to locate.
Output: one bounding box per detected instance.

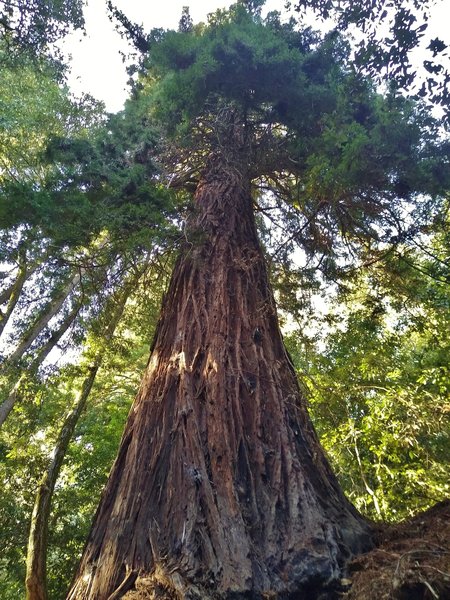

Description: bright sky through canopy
[60,0,449,114]
[61,0,278,112]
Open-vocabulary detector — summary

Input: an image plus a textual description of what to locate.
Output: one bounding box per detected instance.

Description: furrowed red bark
[68,150,372,599]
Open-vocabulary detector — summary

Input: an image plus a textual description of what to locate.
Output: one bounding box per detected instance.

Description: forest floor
[344,499,450,600]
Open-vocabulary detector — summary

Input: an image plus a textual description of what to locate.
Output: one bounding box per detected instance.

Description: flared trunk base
[120,569,352,600]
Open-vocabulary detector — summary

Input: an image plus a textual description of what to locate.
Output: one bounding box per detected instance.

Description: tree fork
[0,243,29,337]
[67,149,372,599]
[1,269,81,373]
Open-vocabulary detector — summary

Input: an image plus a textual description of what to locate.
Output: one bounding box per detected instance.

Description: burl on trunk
[67,154,371,599]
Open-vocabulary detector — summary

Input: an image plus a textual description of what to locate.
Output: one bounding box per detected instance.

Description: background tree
[0,39,178,598]
[0,257,168,599]
[0,0,84,57]
[292,0,450,123]
[285,208,450,520]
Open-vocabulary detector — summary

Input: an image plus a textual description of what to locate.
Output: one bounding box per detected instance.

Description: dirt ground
[343,500,450,600]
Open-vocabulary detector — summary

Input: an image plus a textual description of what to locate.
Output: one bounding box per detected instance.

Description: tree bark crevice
[68,159,372,600]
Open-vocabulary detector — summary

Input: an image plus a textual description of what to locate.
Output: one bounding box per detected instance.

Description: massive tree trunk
[68,150,371,599]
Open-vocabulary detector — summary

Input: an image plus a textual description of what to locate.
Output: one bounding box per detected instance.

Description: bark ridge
[68,161,371,599]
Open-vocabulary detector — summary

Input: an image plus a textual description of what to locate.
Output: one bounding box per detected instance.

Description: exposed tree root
[344,500,450,600]
[122,571,345,600]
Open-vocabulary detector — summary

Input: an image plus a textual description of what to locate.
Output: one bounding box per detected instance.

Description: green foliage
[144,8,340,137]
[0,1,449,597]
[292,0,450,124]
[0,0,84,56]
[286,209,450,520]
[124,3,448,273]
[0,52,178,249]
[0,374,49,598]
[0,260,169,597]
[0,50,97,184]
[0,47,104,248]
[41,105,177,249]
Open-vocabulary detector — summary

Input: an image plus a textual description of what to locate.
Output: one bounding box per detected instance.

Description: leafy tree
[63,3,449,599]
[0,46,177,432]
[0,252,169,599]
[292,0,450,123]
[0,0,84,56]
[0,42,104,253]
[25,261,153,600]
[288,214,450,520]
[0,35,179,598]
[0,2,448,599]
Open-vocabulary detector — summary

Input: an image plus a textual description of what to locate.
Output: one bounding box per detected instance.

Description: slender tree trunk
[0,245,48,337]
[0,303,81,428]
[68,155,372,599]
[0,373,26,428]
[2,270,80,369]
[25,279,136,600]
[25,366,99,600]
[33,303,81,365]
[0,249,28,337]
[0,280,18,306]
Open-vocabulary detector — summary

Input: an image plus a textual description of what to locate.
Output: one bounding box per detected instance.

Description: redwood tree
[67,3,447,598]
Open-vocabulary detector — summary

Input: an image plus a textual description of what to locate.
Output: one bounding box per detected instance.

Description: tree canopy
[123,1,447,267]
[292,0,450,123]
[0,0,84,56]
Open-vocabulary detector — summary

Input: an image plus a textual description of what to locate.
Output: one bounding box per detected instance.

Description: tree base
[121,569,349,600]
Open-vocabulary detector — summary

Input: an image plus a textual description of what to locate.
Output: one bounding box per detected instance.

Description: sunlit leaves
[292,0,450,124]
[0,259,169,597]
[287,217,450,520]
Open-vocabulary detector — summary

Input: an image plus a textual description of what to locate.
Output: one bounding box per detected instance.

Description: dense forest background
[0,0,449,598]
